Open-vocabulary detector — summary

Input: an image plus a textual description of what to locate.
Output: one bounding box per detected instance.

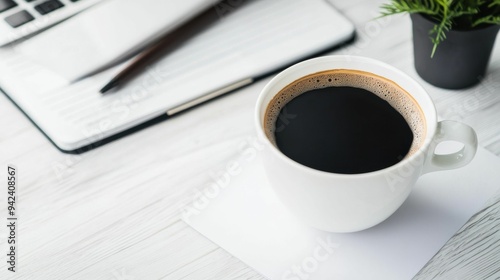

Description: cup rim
[255,55,437,178]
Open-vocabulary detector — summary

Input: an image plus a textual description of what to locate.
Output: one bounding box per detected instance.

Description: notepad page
[15,0,220,82]
[0,0,354,151]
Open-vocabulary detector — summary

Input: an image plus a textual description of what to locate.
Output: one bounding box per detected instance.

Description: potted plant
[381,0,500,89]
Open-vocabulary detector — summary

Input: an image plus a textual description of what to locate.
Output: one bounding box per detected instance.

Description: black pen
[100,3,224,94]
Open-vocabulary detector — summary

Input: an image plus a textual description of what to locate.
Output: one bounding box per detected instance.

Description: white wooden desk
[1,0,499,279]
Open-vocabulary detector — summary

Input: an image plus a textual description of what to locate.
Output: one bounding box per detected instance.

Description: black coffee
[264,70,425,174]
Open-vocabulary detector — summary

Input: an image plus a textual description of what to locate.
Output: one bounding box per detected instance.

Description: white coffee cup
[255,56,478,232]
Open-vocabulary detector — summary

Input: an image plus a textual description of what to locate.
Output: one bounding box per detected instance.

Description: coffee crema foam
[264,69,426,157]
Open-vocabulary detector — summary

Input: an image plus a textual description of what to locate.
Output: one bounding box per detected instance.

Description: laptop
[1,0,97,46]
[0,0,355,153]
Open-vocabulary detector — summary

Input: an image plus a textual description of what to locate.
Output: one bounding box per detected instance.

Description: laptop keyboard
[1,0,82,28]
[5,9,33,27]
[0,1,17,13]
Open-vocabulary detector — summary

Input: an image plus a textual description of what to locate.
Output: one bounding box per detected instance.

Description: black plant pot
[411,13,500,89]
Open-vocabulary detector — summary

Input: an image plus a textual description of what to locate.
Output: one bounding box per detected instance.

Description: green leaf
[380,0,500,57]
[473,15,500,26]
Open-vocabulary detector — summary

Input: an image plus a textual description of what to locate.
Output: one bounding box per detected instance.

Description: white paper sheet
[184,146,500,280]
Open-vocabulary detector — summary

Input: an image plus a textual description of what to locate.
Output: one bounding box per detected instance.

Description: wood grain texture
[0,0,499,279]
[414,193,500,280]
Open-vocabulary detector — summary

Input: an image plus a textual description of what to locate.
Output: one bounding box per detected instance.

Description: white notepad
[0,0,354,152]
[183,146,500,280]
[15,0,220,82]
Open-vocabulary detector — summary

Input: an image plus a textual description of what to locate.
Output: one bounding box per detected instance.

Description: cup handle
[422,120,478,174]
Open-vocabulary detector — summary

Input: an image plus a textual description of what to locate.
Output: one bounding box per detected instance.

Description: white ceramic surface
[255,55,478,232]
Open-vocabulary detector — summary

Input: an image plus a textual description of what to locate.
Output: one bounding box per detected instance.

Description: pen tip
[99,81,117,94]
